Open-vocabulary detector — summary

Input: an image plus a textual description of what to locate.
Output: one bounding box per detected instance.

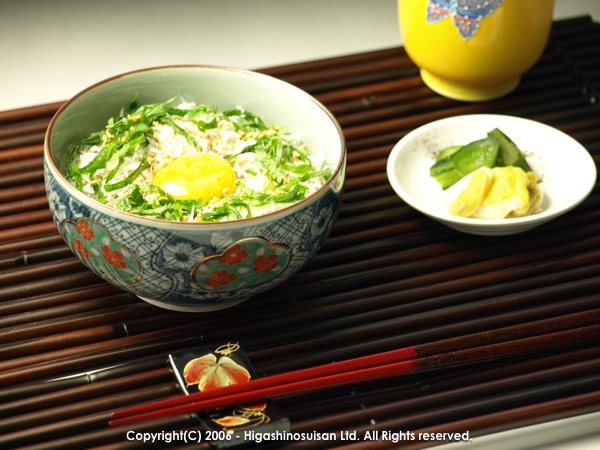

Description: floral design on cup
[192,238,291,292]
[427,0,505,39]
[62,218,142,283]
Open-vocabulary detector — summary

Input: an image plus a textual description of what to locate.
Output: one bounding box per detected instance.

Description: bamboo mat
[1,15,600,450]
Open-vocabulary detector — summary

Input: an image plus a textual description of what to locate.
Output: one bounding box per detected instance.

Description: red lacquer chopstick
[109,315,599,426]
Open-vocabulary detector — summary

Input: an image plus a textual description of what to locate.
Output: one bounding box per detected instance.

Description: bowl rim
[386,113,597,229]
[44,64,346,230]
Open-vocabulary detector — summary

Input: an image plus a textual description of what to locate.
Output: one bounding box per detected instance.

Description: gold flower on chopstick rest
[183,350,251,392]
[168,342,290,447]
[210,401,272,429]
[172,342,252,395]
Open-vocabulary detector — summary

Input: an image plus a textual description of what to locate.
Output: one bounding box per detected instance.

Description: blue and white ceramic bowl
[44,66,346,312]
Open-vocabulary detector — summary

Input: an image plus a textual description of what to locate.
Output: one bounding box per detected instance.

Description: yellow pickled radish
[154,154,237,201]
[448,166,543,219]
[449,167,493,217]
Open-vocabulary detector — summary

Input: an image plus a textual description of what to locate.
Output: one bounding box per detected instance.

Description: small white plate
[386,114,597,236]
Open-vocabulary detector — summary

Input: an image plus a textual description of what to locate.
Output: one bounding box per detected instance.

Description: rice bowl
[44,65,346,312]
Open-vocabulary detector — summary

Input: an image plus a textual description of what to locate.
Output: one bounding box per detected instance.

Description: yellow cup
[398,0,555,101]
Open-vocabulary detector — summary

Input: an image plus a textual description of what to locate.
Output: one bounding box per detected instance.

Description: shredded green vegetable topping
[66,98,331,222]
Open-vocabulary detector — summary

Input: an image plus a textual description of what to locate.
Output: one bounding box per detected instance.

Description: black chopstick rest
[169,342,290,448]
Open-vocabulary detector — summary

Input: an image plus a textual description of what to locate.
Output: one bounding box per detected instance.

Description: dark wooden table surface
[0,15,599,450]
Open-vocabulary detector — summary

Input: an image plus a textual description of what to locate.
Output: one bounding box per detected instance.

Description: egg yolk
[154,154,237,202]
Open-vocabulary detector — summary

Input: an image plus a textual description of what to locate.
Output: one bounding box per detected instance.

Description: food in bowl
[44,66,346,312]
[429,128,543,219]
[386,114,596,236]
[66,99,331,222]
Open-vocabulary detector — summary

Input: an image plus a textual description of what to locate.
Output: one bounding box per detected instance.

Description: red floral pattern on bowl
[63,218,142,284]
[192,238,291,292]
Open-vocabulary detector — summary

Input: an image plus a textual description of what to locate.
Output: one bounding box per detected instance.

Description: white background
[1,0,600,111]
[0,1,599,448]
